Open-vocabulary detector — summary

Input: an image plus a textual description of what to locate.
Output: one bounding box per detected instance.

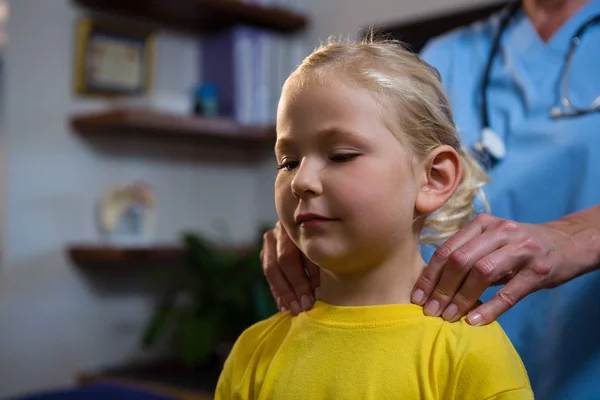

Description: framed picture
[73,18,155,97]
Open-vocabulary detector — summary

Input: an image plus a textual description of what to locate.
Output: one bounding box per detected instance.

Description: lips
[295,213,337,226]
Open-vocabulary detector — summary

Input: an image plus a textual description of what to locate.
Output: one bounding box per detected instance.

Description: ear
[415,145,462,214]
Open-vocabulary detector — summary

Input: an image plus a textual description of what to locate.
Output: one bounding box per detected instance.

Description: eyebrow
[275,127,362,153]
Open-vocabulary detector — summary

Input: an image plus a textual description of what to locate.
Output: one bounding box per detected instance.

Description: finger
[268,284,284,311]
[274,224,315,312]
[412,215,489,306]
[466,267,537,326]
[304,258,321,298]
[263,230,300,314]
[491,271,515,286]
[424,229,510,317]
[442,245,527,322]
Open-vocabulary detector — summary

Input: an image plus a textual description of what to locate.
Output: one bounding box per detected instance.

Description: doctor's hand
[411,209,600,326]
[261,221,320,316]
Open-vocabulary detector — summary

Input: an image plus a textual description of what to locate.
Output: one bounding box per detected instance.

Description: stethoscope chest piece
[470,127,506,171]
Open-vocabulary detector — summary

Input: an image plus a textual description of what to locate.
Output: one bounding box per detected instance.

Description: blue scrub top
[420,1,600,398]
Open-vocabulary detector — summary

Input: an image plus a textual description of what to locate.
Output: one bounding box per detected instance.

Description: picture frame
[73,18,155,97]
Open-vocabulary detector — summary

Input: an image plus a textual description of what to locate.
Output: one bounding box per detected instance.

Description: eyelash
[277,153,359,171]
[277,160,299,171]
[330,153,358,162]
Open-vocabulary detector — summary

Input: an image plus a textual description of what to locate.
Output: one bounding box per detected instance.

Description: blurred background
[0,0,508,398]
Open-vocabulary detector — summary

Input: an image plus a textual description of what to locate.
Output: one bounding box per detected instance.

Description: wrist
[547,211,600,277]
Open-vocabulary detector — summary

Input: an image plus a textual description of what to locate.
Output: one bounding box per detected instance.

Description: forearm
[545,204,600,282]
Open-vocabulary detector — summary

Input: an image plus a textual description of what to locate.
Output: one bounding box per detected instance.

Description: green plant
[141,224,276,367]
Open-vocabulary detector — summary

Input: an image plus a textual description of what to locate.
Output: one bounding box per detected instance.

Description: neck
[318,238,426,307]
[523,0,590,42]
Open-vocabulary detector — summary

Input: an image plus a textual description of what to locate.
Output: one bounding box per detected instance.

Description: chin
[300,240,356,273]
[300,242,330,265]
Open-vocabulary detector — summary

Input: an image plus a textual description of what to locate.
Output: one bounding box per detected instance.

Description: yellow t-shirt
[215,301,533,399]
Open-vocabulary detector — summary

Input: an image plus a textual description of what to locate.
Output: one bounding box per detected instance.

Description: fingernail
[411,289,425,305]
[290,301,302,315]
[424,299,440,317]
[280,306,288,313]
[315,287,321,300]
[467,312,483,326]
[300,295,312,311]
[441,303,458,321]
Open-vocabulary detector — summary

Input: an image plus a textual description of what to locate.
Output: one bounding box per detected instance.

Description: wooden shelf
[73,0,308,34]
[70,108,276,146]
[68,244,185,268]
[68,243,257,269]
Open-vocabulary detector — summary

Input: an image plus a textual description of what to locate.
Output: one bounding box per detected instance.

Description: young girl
[215,38,533,399]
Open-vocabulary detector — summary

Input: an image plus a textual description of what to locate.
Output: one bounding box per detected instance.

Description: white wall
[0,0,267,397]
[0,1,6,304]
[305,0,503,46]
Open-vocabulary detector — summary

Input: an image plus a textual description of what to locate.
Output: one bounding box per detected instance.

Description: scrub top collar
[505,0,600,58]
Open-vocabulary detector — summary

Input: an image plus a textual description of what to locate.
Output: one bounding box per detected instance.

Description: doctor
[413,1,600,398]
[260,0,600,398]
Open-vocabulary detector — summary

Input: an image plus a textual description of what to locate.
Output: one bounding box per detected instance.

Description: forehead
[275,127,362,153]
[275,77,403,153]
[277,77,384,133]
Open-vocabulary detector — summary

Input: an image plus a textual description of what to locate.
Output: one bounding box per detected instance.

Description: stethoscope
[470,2,600,171]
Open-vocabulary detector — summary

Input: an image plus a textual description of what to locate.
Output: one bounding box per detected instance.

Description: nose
[291,159,323,199]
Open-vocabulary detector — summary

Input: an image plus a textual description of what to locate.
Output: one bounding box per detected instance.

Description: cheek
[274,175,296,229]
[337,161,417,230]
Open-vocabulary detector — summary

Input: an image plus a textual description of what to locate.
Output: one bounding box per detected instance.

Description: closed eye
[330,153,359,162]
[277,160,299,171]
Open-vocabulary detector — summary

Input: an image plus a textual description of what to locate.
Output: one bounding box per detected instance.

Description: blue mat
[11,383,176,400]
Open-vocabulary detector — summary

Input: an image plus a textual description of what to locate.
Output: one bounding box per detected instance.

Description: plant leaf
[182,233,218,275]
[141,298,175,349]
[177,312,217,366]
[254,282,278,320]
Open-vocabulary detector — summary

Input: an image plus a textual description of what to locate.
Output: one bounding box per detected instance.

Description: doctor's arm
[411,204,600,326]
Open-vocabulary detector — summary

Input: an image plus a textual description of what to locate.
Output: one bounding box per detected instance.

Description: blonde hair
[286,35,489,245]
